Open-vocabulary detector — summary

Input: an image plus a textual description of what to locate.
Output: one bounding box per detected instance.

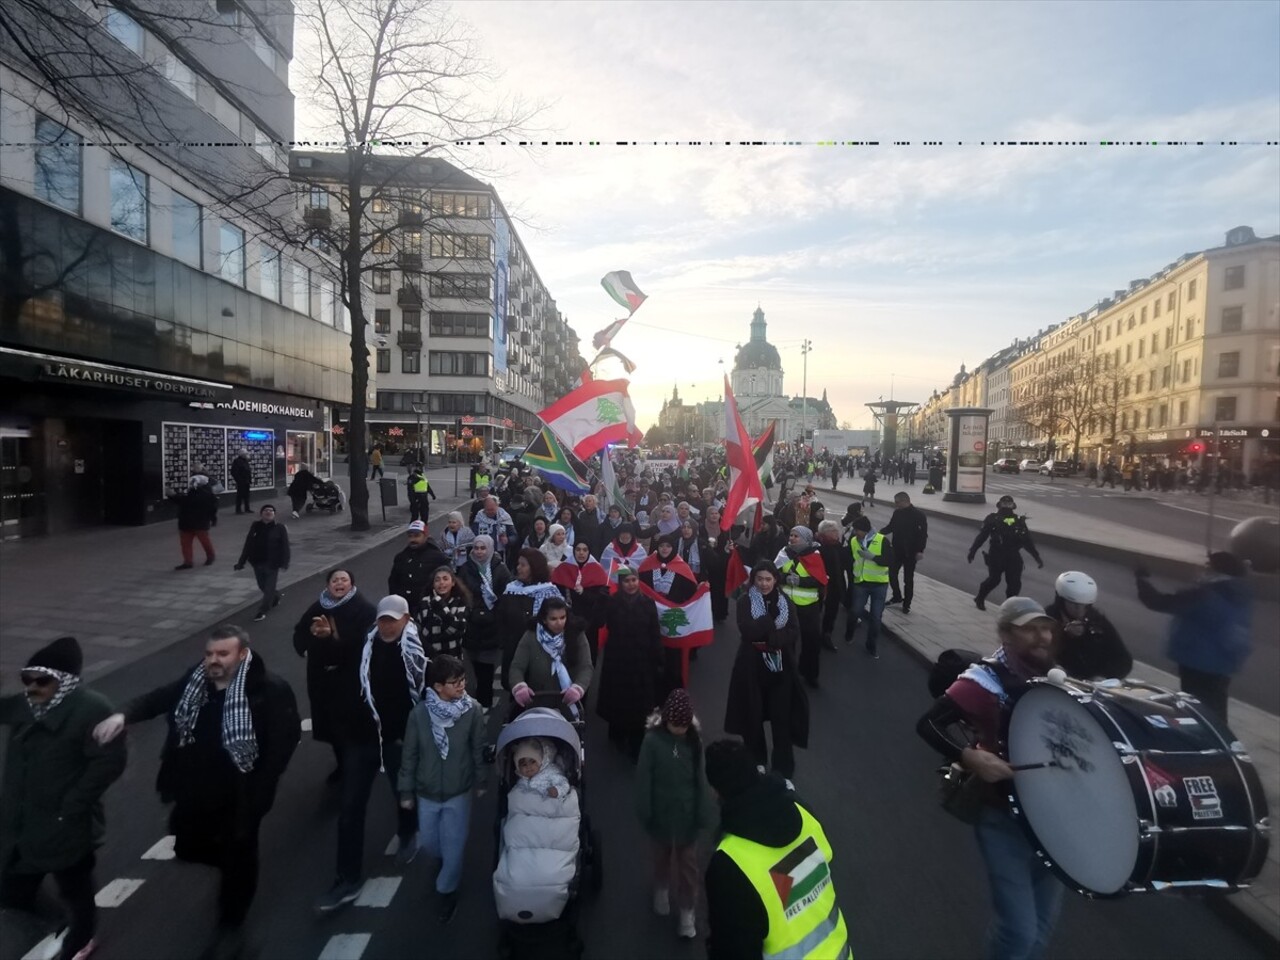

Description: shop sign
[215,398,316,420]
[39,360,223,399]
[1195,426,1276,439]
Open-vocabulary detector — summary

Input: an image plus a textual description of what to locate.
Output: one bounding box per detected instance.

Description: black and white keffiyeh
[319,585,358,610]
[503,580,563,617]
[174,650,258,773]
[747,587,789,674]
[423,687,474,759]
[360,621,428,761]
[25,667,79,721]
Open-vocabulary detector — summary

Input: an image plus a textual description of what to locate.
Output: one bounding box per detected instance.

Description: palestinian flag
[753,421,777,489]
[770,836,832,921]
[600,270,648,314]
[522,425,591,493]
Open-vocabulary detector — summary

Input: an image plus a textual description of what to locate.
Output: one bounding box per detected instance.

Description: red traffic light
[1188,442,1204,454]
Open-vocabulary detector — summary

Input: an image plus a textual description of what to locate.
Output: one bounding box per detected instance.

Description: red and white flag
[720,375,764,531]
[635,553,714,687]
[538,378,644,459]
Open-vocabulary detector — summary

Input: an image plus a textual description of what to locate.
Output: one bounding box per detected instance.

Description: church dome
[733,306,782,372]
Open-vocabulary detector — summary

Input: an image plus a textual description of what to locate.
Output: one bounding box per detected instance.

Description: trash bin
[380,477,398,507]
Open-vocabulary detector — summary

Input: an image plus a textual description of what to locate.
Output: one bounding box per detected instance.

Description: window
[1125,344,1132,363]
[1223,265,1244,290]
[1138,340,1145,359]
[430,233,492,260]
[1186,319,1195,340]
[210,90,239,131]
[252,125,277,167]
[429,351,491,376]
[104,5,144,54]
[218,222,245,285]
[1105,325,1112,341]
[430,312,491,337]
[160,54,197,100]
[1182,359,1192,382]
[308,186,329,208]
[307,234,330,255]
[432,193,492,218]
[372,236,392,255]
[1121,411,1129,430]
[1167,292,1176,310]
[1161,366,1170,388]
[376,349,390,373]
[1135,373,1144,393]
[1127,315,1135,331]
[372,269,392,294]
[430,273,492,300]
[1144,408,1153,428]
[402,351,421,375]
[1151,334,1158,354]
[109,158,148,243]
[251,28,277,71]
[170,191,201,268]
[319,278,336,327]
[1221,306,1243,332]
[402,309,421,332]
[1217,352,1240,378]
[400,192,423,214]
[1214,397,1237,422]
[216,0,240,27]
[403,231,422,255]
[1140,307,1147,324]
[1165,327,1173,349]
[371,196,389,213]
[260,245,280,302]
[1153,298,1161,319]
[1178,400,1187,425]
[1187,279,1197,301]
[33,115,81,213]
[374,309,391,334]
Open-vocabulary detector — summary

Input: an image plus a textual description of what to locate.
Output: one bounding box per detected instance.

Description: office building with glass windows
[0,1,351,538]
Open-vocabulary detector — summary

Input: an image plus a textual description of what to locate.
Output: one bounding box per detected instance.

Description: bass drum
[1005,677,1270,897]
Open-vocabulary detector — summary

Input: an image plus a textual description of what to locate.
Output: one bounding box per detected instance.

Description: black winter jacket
[388,540,451,615]
[237,520,291,569]
[172,486,218,531]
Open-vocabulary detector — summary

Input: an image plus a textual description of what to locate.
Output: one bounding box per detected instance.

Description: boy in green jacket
[398,655,488,924]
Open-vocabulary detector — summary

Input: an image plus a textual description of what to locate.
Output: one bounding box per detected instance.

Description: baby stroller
[306,478,345,513]
[492,702,601,960]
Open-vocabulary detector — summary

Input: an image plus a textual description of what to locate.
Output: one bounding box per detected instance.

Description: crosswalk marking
[141,835,176,860]
[20,931,64,960]
[384,835,400,856]
[95,878,144,907]
[301,717,313,732]
[319,933,372,960]
[353,876,401,908]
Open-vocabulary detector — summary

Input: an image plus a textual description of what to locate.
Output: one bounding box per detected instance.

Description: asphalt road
[3,521,1270,960]
[870,506,1280,715]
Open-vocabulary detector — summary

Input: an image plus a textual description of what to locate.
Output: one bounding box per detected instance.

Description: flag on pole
[538,378,644,459]
[721,375,765,531]
[600,270,648,314]
[724,543,752,596]
[636,553,714,687]
[753,421,777,489]
[522,425,592,494]
[592,318,629,351]
[600,447,632,519]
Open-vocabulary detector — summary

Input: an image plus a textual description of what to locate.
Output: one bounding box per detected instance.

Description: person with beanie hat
[774,526,830,689]
[1,637,126,960]
[635,689,716,939]
[1135,551,1253,722]
[702,738,849,960]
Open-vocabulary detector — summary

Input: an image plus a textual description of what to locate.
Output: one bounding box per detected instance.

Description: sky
[302,0,1280,430]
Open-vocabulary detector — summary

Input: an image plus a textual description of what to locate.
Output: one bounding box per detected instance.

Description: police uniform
[405,468,436,522]
[967,500,1042,608]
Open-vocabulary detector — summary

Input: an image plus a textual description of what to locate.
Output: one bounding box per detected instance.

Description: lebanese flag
[634,555,714,687]
[539,378,644,459]
[720,375,764,531]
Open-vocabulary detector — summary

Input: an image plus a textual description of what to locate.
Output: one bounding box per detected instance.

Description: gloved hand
[562,685,584,706]
[234,563,245,571]
[966,553,975,564]
[512,683,533,707]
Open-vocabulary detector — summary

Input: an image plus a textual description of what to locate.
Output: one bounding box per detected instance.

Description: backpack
[927,648,988,700]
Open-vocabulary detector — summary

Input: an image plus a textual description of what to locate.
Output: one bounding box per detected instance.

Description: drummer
[916,597,1064,960]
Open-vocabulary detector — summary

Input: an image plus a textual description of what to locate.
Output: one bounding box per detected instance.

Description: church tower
[731,306,784,398]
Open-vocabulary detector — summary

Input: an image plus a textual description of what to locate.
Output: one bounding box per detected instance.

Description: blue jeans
[416,793,472,894]
[973,807,1064,960]
[849,581,887,651]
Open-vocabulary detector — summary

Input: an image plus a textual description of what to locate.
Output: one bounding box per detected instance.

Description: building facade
[1,0,351,538]
[289,151,583,460]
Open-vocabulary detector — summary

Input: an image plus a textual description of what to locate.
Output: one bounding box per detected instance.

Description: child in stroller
[306,478,345,513]
[492,709,600,958]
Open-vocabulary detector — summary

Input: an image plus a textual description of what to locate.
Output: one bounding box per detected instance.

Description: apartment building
[289,151,584,458]
[0,0,351,538]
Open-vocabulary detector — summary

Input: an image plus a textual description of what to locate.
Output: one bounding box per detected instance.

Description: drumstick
[1010,761,1062,771]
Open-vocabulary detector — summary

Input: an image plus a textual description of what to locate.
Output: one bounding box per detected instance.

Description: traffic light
[1188,441,1204,456]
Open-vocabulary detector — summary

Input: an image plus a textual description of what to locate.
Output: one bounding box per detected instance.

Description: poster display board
[162,422,276,494]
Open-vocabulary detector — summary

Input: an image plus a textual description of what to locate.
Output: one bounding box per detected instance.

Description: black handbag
[937,762,987,824]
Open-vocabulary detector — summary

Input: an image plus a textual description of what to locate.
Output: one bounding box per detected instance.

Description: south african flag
[770,837,831,920]
[522,425,592,494]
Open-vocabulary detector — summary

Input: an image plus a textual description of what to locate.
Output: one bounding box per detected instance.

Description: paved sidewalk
[880,574,1280,942]
[0,466,472,684]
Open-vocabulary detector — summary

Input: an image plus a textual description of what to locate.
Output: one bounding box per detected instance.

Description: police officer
[471,463,491,500]
[774,526,828,689]
[704,739,851,960]
[967,495,1043,610]
[405,464,436,523]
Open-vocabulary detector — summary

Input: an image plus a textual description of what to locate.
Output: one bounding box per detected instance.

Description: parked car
[992,458,1020,474]
[1018,458,1041,473]
[1039,459,1074,477]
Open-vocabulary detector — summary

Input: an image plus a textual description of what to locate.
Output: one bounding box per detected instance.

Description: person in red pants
[170,475,219,570]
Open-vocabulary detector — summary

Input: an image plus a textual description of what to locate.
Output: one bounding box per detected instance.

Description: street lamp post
[410,400,431,468]
[800,339,813,449]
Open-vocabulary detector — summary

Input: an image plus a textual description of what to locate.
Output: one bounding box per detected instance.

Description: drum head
[1008,684,1139,895]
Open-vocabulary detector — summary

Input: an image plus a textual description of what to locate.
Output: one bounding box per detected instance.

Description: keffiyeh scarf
[423,687,474,759]
[748,587,789,674]
[360,622,428,765]
[319,585,358,610]
[25,667,79,721]
[536,624,579,719]
[652,565,676,595]
[503,580,563,617]
[475,559,498,610]
[174,650,258,773]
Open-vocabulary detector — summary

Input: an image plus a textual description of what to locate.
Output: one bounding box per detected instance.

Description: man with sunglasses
[1,637,126,960]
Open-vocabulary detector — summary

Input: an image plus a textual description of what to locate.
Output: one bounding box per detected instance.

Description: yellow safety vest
[412,477,429,494]
[778,556,821,606]
[717,804,852,960]
[851,533,889,584]
[475,472,490,488]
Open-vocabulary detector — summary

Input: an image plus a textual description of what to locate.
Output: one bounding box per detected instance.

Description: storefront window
[286,430,317,477]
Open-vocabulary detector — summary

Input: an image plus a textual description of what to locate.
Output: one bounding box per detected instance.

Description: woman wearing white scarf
[456,535,512,712]
[539,523,574,570]
[397,655,488,923]
[509,598,593,718]
[496,549,563,692]
[440,512,476,568]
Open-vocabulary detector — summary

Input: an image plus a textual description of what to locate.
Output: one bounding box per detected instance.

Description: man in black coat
[387,521,450,618]
[230,449,253,514]
[234,504,291,623]
[880,492,928,613]
[575,493,606,559]
[93,625,299,956]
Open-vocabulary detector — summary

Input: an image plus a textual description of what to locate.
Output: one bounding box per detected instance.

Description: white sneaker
[291,510,299,518]
[678,909,697,939]
[653,887,670,916]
